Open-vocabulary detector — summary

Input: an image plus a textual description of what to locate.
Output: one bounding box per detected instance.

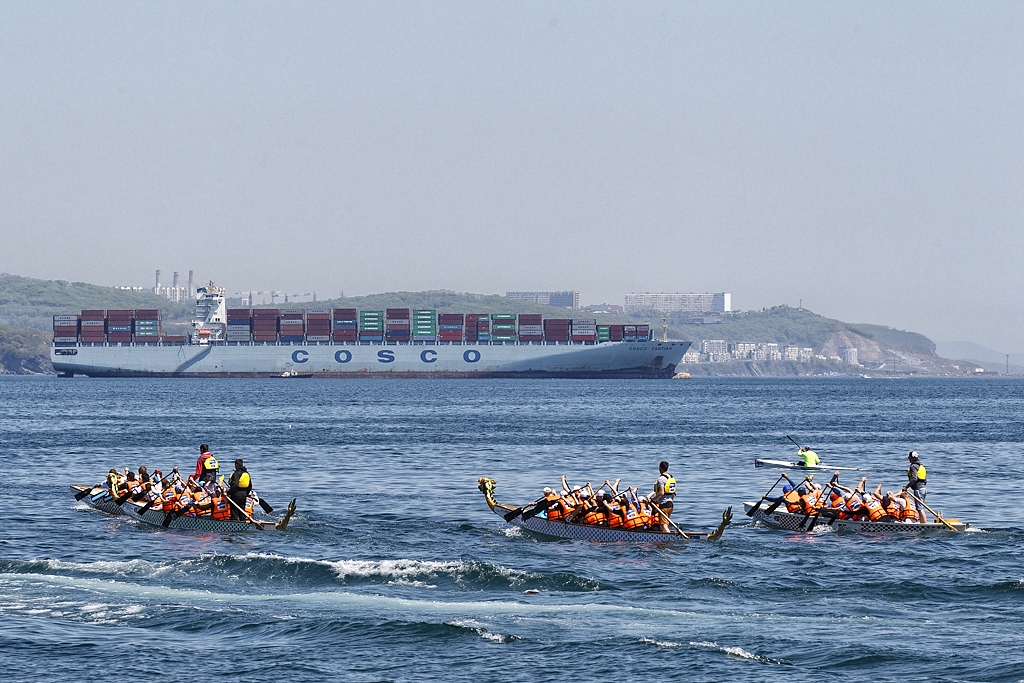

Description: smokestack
[155,270,161,290]
[173,272,179,288]
[188,270,194,295]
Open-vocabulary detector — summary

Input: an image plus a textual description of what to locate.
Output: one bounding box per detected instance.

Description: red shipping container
[332,331,357,341]
[80,310,105,320]
[133,336,158,342]
[106,310,132,318]
[53,325,79,334]
[161,335,186,343]
[135,309,161,319]
[438,314,464,324]
[386,308,410,318]
[518,335,543,341]
[253,309,281,318]
[519,315,542,324]
[333,308,357,318]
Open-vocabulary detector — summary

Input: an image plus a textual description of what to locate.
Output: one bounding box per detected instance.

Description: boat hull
[70,485,124,516]
[506,508,715,541]
[743,501,968,534]
[51,340,690,378]
[121,499,262,532]
[754,459,860,471]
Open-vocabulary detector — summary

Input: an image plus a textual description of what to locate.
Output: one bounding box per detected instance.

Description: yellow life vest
[238,472,250,488]
[908,463,926,484]
[204,457,219,471]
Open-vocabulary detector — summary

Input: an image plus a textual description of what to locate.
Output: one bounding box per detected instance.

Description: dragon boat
[121,498,297,532]
[743,501,969,534]
[479,478,731,542]
[70,485,125,516]
[754,459,860,471]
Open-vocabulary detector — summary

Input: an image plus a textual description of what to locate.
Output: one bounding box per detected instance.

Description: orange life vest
[799,490,819,515]
[883,497,902,519]
[544,492,564,520]
[783,489,803,513]
[606,502,623,528]
[901,500,919,522]
[582,505,605,525]
[211,495,231,520]
[637,500,653,528]
[244,496,255,516]
[622,499,644,529]
[845,493,864,514]
[862,495,886,522]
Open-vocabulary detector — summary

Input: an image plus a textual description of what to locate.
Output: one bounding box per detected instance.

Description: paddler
[226,459,253,520]
[797,446,820,467]
[902,451,928,523]
[652,461,676,532]
[194,444,220,485]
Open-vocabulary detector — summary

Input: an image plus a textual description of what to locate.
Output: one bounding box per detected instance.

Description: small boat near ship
[743,500,969,534]
[479,478,731,542]
[754,459,861,471]
[69,484,125,516]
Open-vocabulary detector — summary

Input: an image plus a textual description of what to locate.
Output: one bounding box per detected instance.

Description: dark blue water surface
[1,376,1022,682]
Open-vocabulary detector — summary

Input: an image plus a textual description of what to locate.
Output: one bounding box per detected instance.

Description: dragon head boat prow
[708,506,732,540]
[478,477,498,511]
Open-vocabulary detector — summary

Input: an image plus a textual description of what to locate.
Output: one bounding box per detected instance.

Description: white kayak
[754,459,860,471]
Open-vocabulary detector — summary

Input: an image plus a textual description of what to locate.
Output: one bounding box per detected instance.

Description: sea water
[0,376,1022,681]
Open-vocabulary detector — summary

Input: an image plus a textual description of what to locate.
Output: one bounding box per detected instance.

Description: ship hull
[52,340,689,378]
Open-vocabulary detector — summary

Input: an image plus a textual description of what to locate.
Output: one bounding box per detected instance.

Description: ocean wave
[0,554,603,593]
[688,640,783,664]
[446,618,521,643]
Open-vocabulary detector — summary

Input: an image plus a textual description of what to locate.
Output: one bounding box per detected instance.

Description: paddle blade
[74,487,95,501]
[745,499,765,517]
[138,499,156,515]
[521,499,554,521]
[161,511,175,528]
[115,493,131,505]
[258,498,274,513]
[503,507,525,522]
[762,499,784,516]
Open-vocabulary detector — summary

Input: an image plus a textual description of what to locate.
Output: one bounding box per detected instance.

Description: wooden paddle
[746,473,787,516]
[760,474,811,516]
[74,483,106,500]
[136,471,179,515]
[904,491,959,531]
[504,494,548,522]
[217,482,266,530]
[648,499,690,539]
[800,474,840,531]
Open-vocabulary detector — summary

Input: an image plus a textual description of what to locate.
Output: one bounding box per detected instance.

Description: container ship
[50,285,690,378]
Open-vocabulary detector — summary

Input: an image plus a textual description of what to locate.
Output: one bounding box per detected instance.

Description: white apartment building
[840,346,859,365]
[624,292,731,314]
[700,339,728,355]
[506,291,580,309]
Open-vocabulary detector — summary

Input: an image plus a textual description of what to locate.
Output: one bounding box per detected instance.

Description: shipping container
[133,336,159,343]
[305,335,330,342]
[81,310,105,320]
[386,308,410,319]
[332,330,358,341]
[53,336,79,343]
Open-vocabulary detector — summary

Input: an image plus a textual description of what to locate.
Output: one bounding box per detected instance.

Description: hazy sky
[2,3,1022,349]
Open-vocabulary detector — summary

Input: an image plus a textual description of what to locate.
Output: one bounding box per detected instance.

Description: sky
[2,2,1022,350]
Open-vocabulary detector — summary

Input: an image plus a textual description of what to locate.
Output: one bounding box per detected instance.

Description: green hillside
[0,326,52,374]
[665,305,935,355]
[0,273,193,331]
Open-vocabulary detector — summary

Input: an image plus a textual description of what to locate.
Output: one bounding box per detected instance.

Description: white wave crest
[640,636,683,648]
[689,640,781,664]
[448,619,515,643]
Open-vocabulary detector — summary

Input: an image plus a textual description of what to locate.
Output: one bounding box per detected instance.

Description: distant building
[729,342,757,359]
[115,286,146,293]
[799,348,814,363]
[153,270,192,303]
[701,340,728,355]
[680,349,701,364]
[783,345,800,361]
[624,292,731,314]
[506,291,580,309]
[840,346,859,365]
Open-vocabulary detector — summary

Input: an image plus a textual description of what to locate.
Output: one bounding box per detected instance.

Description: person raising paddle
[797,446,820,467]
[652,461,676,532]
